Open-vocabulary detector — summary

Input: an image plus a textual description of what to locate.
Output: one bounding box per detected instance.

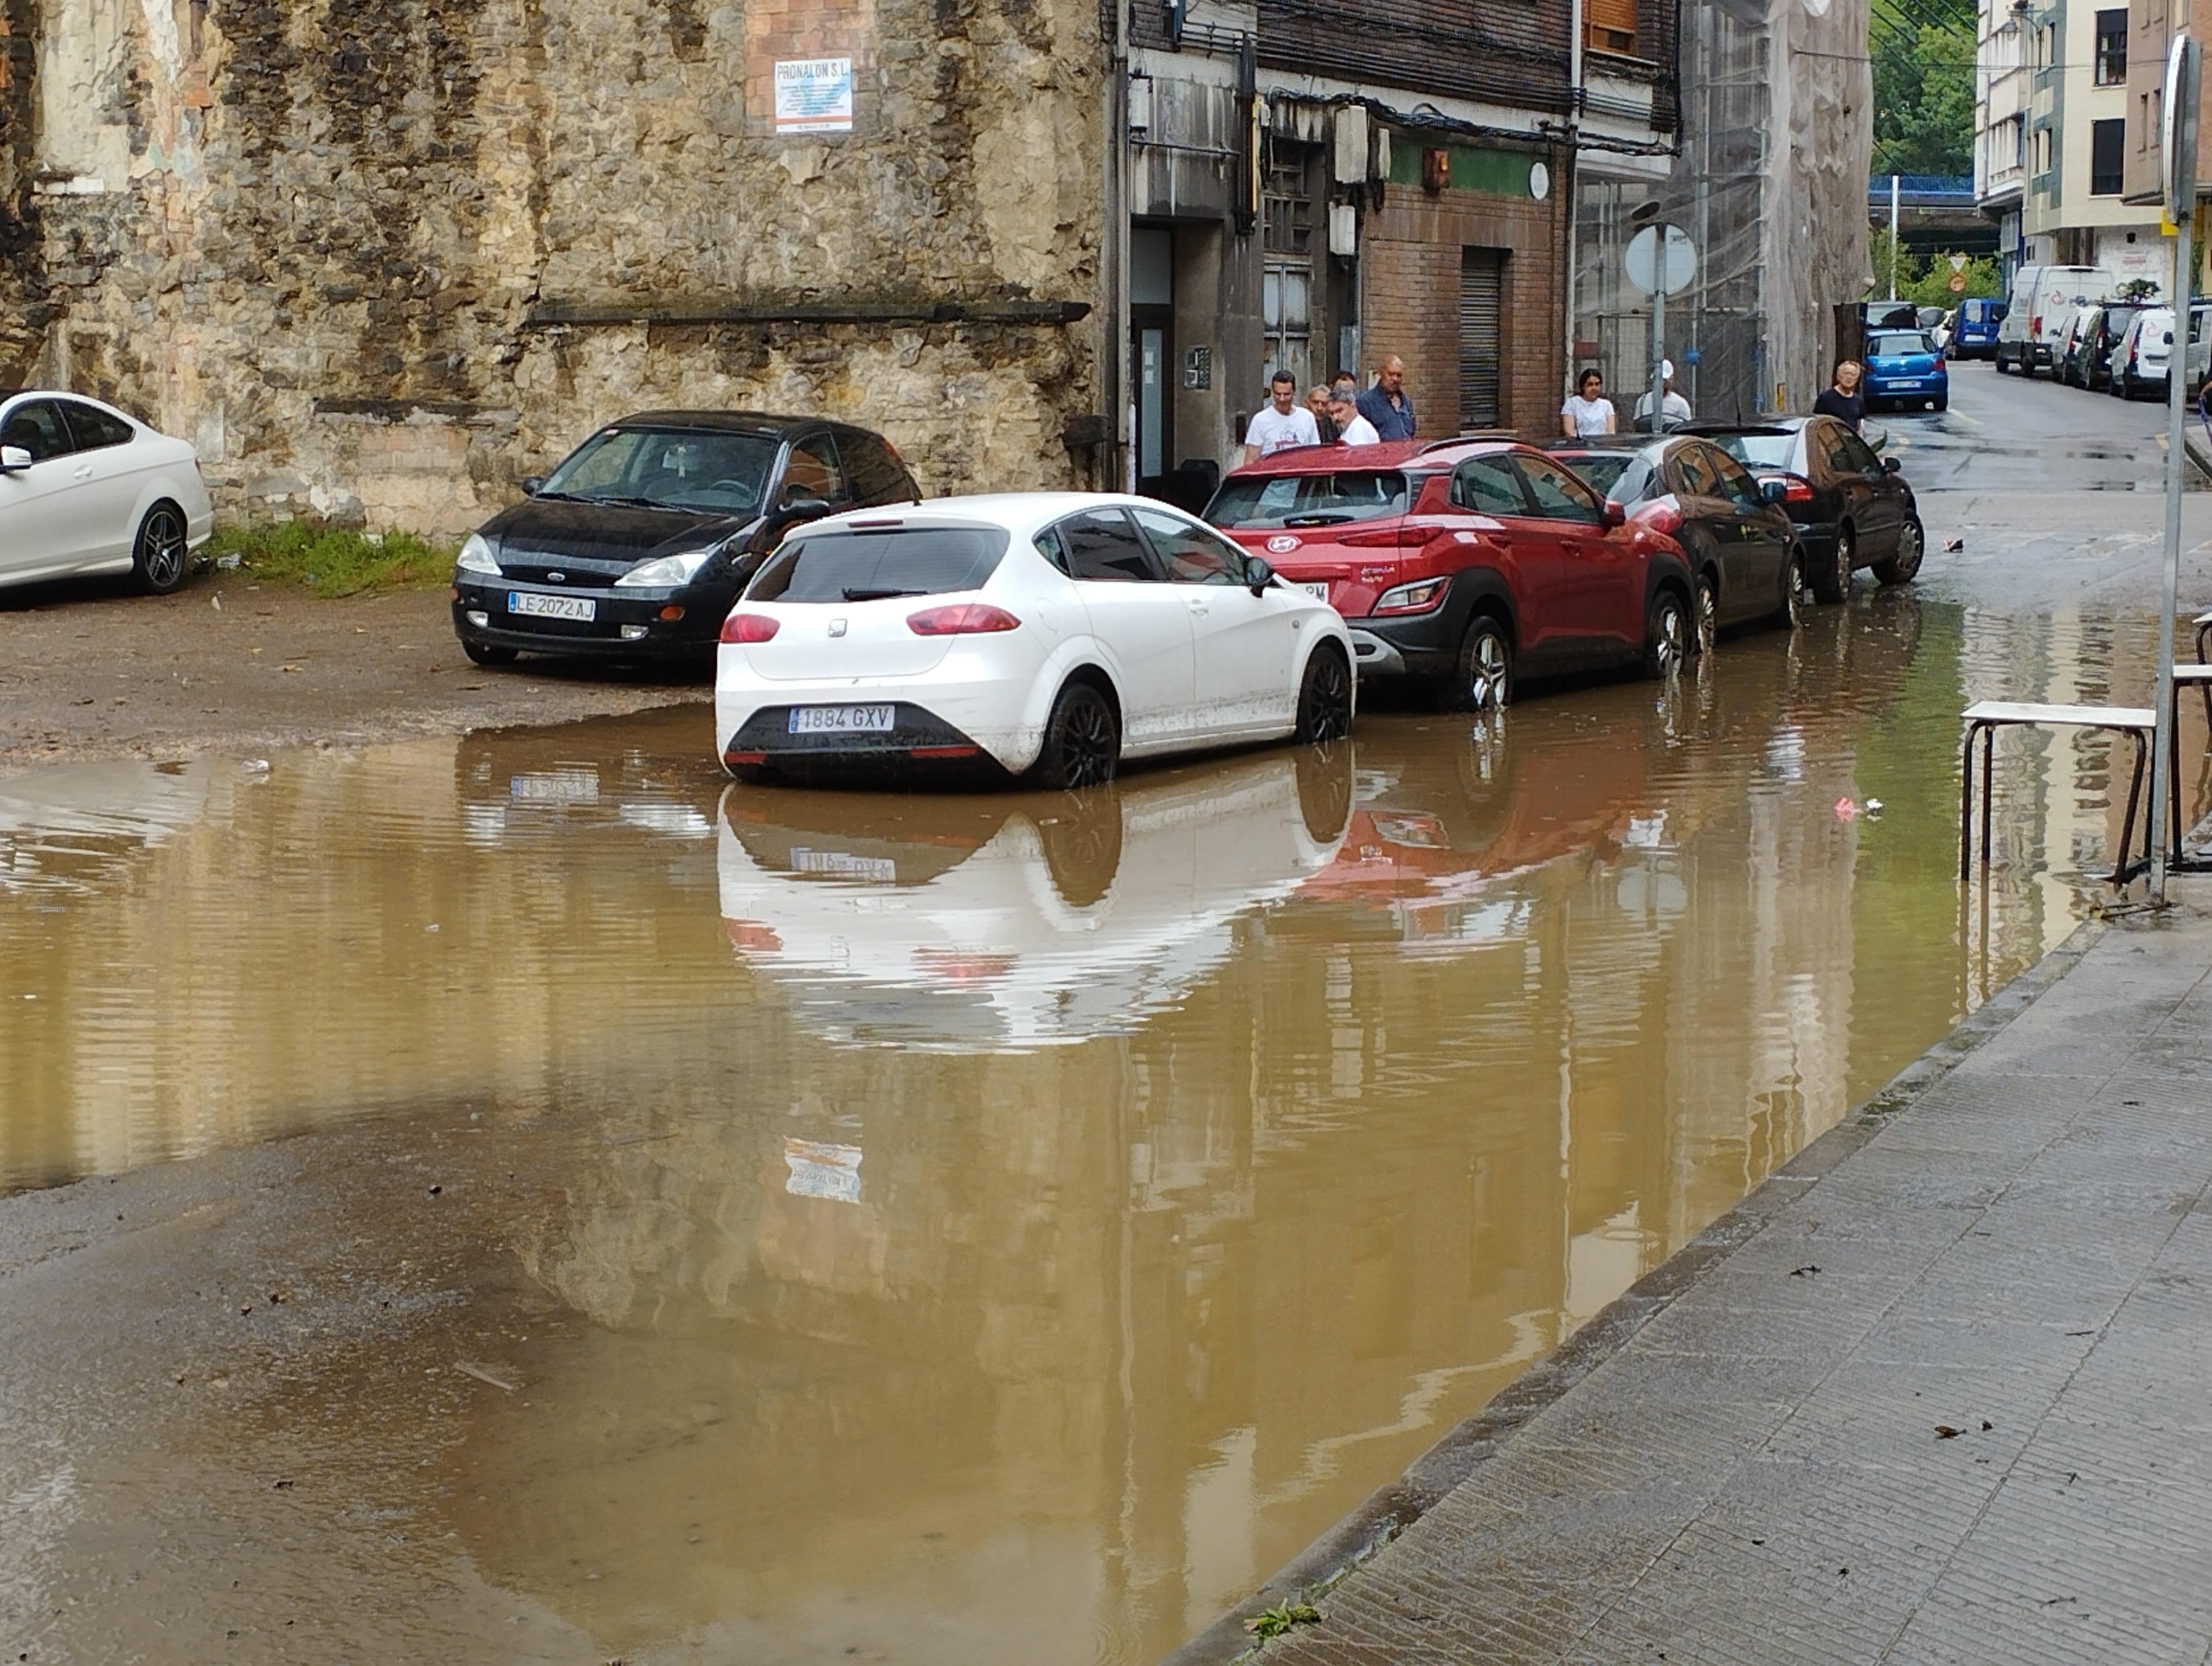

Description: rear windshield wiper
[1284,512,1356,527]
[841,586,927,601]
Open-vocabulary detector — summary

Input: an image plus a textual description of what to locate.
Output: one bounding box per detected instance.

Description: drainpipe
[1565,0,1584,401]
[1104,0,1131,494]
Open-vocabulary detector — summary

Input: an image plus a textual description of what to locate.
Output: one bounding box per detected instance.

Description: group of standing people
[1241,356,1418,462]
[1243,349,1874,464]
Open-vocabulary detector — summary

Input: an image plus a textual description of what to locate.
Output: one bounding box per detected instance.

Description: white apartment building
[1976,0,2165,291]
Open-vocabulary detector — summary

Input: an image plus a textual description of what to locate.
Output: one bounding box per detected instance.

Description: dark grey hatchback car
[451,412,918,666]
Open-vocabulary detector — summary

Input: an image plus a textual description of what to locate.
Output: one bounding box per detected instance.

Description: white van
[1995,265,2119,377]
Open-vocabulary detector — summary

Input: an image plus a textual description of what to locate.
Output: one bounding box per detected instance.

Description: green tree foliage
[1866,231,2006,306]
[1872,14,1975,177]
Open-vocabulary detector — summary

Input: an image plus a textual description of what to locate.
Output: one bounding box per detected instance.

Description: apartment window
[2091,118,2124,194]
[2032,126,2053,175]
[1585,0,1637,55]
[2095,10,2127,82]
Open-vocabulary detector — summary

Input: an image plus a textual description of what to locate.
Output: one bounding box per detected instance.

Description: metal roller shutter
[1459,249,1505,431]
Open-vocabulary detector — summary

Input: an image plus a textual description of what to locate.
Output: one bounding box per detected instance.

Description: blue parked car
[1861,328,1949,413]
[1949,297,2004,359]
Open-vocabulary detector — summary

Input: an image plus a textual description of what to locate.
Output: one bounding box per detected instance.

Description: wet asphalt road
[5,370,2212,1665]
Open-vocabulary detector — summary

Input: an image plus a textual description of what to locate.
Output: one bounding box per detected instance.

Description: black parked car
[451,412,919,667]
[1548,434,1809,646]
[1689,416,1923,601]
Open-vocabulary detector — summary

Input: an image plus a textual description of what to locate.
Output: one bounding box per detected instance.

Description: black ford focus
[451,412,918,667]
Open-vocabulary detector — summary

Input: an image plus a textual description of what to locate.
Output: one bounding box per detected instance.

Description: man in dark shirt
[1812,359,1864,432]
[1355,354,1417,440]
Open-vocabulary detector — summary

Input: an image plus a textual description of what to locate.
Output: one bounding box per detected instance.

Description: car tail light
[1338,523,1428,548]
[721,612,780,643]
[906,603,1020,635]
[1372,578,1450,614]
[1634,497,1683,535]
[1770,475,1813,504]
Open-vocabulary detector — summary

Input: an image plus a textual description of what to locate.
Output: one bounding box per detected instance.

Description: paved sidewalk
[1193,904,2212,1665]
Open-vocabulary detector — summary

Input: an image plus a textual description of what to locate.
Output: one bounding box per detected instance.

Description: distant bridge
[1868,175,1997,257]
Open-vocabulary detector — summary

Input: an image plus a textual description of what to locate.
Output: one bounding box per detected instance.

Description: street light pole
[2151,35,2199,901]
[1889,175,1901,301]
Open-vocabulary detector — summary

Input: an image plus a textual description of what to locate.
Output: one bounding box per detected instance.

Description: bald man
[1355,355,1416,440]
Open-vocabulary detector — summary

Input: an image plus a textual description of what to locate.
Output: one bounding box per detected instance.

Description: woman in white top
[1560,368,1617,437]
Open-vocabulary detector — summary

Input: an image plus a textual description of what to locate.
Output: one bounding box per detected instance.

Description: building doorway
[1459,248,1506,431]
[1132,225,1175,497]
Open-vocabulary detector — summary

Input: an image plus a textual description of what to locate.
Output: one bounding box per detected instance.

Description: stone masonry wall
[15,0,1104,535]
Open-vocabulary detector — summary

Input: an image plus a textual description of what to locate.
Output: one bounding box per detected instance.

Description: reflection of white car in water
[717,751,1352,1048]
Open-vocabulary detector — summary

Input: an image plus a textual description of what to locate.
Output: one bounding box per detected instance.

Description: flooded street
[0,582,2183,1663]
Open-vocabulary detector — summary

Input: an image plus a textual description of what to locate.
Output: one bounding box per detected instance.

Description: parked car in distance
[2055,304,2105,387]
[1860,329,1949,412]
[1949,297,2005,358]
[1691,415,1924,600]
[2109,304,2212,402]
[1547,434,1809,648]
[1205,438,1697,710]
[451,411,919,668]
[1995,264,2117,376]
[714,493,1356,789]
[2080,303,2147,393]
[0,390,214,594]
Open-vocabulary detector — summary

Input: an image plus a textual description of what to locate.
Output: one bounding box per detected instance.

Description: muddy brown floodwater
[0,588,2176,1663]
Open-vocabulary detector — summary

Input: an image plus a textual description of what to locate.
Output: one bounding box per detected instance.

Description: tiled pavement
[1193,905,2212,1665]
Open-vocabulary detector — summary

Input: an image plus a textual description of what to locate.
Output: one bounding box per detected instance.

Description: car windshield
[1557,452,1634,494]
[748,526,1009,603]
[539,426,779,514]
[1707,432,1797,468]
[1208,470,1409,529]
[1867,332,1937,356]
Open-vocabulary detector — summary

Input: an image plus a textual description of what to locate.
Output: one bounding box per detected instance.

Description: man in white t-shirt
[1328,389,1381,445]
[1243,371,1321,462]
[1633,360,1694,430]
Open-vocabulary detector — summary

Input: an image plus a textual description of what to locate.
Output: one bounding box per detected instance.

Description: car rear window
[1867,332,1937,356]
[1708,432,1796,469]
[1557,452,1634,495]
[748,526,1009,603]
[1207,470,1409,529]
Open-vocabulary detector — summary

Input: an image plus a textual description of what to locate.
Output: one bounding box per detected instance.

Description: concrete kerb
[1160,916,2107,1666]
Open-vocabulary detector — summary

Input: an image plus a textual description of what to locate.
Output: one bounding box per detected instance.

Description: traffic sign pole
[2152,35,2199,901]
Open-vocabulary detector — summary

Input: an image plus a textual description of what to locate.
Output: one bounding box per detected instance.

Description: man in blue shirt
[1355,354,1416,440]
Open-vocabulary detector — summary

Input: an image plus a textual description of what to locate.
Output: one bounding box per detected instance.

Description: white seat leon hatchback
[0,390,215,594]
[713,492,1356,788]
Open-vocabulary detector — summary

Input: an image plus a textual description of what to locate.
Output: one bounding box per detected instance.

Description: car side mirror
[1601,501,1626,530]
[519,475,544,496]
[0,445,30,474]
[1761,478,1789,504]
[751,497,834,550]
[1881,456,1902,475]
[1245,556,1275,595]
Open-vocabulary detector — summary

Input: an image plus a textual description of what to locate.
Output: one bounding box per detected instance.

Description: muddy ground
[0,573,712,776]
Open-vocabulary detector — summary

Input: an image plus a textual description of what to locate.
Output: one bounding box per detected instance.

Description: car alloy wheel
[1812,525,1854,604]
[133,503,189,594]
[1448,616,1513,713]
[1036,680,1119,790]
[1692,574,1718,656]
[1644,589,1689,680]
[1294,644,1354,744]
[1774,547,1812,629]
[1873,517,1924,586]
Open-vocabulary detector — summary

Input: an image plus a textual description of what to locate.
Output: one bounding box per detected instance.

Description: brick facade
[1359,171,1571,440]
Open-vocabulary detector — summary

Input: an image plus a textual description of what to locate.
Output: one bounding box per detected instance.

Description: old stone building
[4,0,1107,533]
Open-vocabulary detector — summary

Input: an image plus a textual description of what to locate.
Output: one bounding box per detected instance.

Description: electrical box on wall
[1182,346,1212,389]
[1422,149,1450,194]
[1328,203,1358,257]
